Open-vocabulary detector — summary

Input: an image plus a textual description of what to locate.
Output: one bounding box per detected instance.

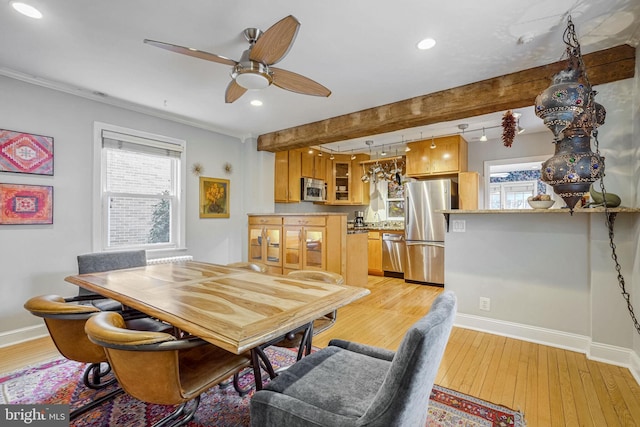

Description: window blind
[102,130,184,157]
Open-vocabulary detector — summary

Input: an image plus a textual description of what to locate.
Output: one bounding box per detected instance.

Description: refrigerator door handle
[406,241,445,248]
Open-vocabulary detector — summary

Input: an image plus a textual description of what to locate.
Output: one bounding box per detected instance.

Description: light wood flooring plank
[467,332,499,398]
[4,276,640,427]
[514,340,533,419]
[457,332,491,395]
[478,334,507,402]
[535,345,552,426]
[555,347,581,426]
[566,351,596,426]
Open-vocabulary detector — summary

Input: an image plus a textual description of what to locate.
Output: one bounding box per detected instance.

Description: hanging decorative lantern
[534,17,606,212]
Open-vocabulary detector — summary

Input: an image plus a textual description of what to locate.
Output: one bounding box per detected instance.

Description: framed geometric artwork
[0,129,54,175]
[199,177,229,218]
[0,183,53,224]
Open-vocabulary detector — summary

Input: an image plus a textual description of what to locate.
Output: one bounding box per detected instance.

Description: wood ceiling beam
[257,44,635,152]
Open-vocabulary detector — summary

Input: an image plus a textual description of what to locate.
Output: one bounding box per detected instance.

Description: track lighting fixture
[430,136,436,149]
[480,128,487,142]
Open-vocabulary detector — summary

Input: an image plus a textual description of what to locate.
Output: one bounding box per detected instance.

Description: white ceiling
[1,1,638,154]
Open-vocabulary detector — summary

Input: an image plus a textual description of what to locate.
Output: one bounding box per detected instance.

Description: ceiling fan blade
[271,67,331,97]
[225,80,247,103]
[144,39,237,67]
[249,15,300,65]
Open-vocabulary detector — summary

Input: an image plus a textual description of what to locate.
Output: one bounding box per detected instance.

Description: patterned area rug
[1,346,525,426]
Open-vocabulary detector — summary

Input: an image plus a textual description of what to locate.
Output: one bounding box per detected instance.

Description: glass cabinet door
[334,162,350,203]
[303,227,325,270]
[248,225,281,266]
[248,226,264,263]
[283,227,302,270]
[264,225,281,265]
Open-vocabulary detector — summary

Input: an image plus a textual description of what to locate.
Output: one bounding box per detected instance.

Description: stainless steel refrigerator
[404,179,457,285]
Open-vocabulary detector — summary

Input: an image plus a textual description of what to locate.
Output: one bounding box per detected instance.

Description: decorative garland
[502,110,516,147]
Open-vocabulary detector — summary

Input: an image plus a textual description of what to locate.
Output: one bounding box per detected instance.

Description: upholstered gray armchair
[250,290,457,427]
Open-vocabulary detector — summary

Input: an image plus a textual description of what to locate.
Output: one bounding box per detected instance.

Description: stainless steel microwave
[301,177,326,202]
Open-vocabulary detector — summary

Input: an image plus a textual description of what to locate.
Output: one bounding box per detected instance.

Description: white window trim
[92,122,186,253]
[483,155,549,209]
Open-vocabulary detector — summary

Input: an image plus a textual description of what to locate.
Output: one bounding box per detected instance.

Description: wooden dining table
[65,260,370,389]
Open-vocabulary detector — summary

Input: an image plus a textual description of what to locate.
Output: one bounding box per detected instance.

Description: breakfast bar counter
[441,207,639,360]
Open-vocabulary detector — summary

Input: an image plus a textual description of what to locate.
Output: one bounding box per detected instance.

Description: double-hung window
[93,122,185,252]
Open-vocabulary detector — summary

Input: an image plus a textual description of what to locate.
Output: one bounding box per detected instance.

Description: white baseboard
[630,350,640,385]
[0,324,48,348]
[3,315,640,385]
[455,313,638,371]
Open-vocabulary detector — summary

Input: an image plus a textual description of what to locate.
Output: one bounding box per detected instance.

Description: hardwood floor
[3,275,640,426]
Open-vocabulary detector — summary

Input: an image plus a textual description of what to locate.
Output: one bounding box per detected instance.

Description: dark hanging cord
[593,132,640,336]
[565,14,640,336]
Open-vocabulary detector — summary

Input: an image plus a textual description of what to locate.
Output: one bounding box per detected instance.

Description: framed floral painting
[199,177,229,218]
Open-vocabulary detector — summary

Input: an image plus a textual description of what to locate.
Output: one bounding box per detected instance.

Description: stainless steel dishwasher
[382,232,405,277]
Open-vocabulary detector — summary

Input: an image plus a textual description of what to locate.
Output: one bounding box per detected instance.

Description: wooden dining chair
[85,311,253,427]
[23,294,169,420]
[76,250,148,311]
[266,270,345,361]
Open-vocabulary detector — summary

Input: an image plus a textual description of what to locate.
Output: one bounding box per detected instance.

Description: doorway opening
[483,155,560,209]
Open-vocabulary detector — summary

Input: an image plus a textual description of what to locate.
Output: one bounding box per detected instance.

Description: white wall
[0,76,273,343]
[631,41,640,370]
[446,76,640,372]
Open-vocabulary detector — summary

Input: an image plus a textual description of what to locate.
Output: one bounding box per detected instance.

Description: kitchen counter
[347,229,369,234]
[439,207,640,214]
[248,212,347,216]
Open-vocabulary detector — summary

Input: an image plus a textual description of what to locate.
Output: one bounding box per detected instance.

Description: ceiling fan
[144,15,331,103]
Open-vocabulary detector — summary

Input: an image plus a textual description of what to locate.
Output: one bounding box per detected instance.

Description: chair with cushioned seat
[267,270,345,361]
[23,294,171,420]
[76,250,147,311]
[250,290,457,427]
[85,311,253,427]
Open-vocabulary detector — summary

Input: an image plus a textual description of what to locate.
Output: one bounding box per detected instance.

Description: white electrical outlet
[452,220,466,232]
[479,297,491,311]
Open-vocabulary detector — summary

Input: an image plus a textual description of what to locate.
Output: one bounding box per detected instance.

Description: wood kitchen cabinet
[248,216,283,275]
[330,155,352,204]
[283,216,327,273]
[458,171,479,210]
[325,153,369,205]
[367,231,383,276]
[248,214,348,278]
[300,148,326,181]
[406,135,468,177]
[351,153,370,205]
[274,150,302,203]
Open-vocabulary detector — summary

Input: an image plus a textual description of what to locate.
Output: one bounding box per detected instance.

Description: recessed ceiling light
[11,2,42,19]
[250,99,263,107]
[417,38,436,50]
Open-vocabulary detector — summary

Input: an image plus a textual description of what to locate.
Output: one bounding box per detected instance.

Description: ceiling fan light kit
[144,15,330,103]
